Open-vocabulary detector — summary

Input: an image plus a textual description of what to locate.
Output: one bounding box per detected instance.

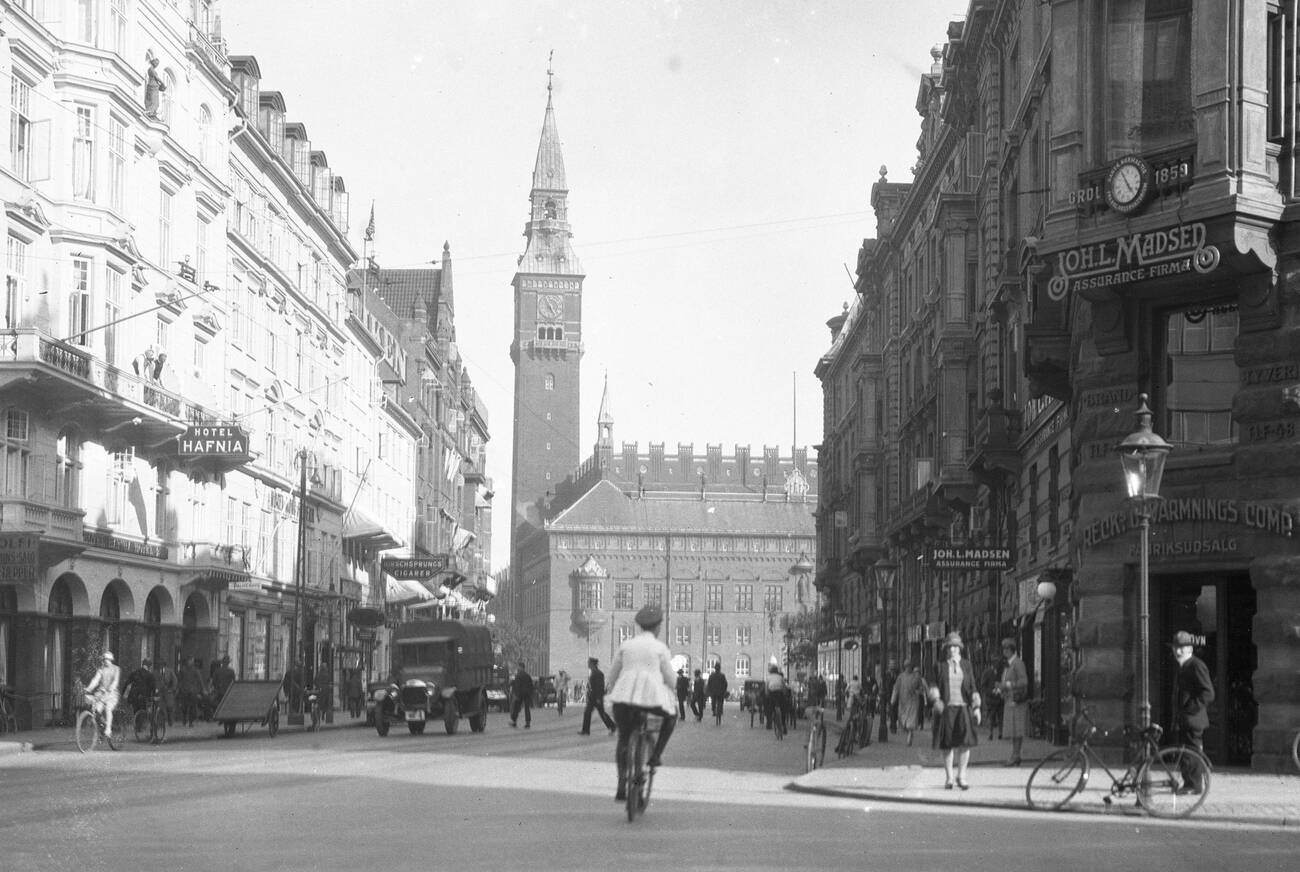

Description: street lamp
[834,609,849,720]
[870,555,899,673]
[1116,393,1171,730]
[783,627,794,681]
[289,448,320,720]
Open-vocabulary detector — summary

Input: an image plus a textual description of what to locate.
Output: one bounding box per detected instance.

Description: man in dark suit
[675,668,690,720]
[1171,630,1214,793]
[690,669,706,721]
[579,656,615,735]
[509,661,534,728]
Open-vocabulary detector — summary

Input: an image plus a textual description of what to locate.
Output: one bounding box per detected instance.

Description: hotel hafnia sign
[1047,221,1221,302]
[176,425,249,459]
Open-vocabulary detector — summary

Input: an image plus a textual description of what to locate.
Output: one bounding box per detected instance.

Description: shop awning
[385,576,434,604]
[342,507,403,549]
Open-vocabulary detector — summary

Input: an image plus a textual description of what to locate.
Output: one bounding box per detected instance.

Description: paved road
[2,707,1294,872]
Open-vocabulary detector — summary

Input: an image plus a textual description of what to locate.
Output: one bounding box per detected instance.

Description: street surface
[2,706,1294,872]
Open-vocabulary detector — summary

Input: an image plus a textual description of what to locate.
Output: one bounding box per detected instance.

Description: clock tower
[510,68,585,567]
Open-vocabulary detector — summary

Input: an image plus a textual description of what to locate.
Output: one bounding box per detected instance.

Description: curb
[782,781,1298,828]
[0,740,32,755]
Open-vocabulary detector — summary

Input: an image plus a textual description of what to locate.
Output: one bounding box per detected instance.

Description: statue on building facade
[143,57,166,119]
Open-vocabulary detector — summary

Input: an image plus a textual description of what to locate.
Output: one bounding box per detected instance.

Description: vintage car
[373,619,492,736]
[486,684,509,712]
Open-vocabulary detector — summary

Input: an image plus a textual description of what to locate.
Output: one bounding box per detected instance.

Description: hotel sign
[176,425,250,459]
[381,556,448,580]
[1047,221,1220,302]
[0,532,40,582]
[927,546,1014,570]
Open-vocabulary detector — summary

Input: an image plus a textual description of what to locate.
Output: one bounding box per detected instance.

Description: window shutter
[28,119,51,181]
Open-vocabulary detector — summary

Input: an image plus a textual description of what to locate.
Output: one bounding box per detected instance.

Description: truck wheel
[444,698,460,735]
[469,693,487,733]
[376,716,389,737]
[408,721,426,735]
[268,706,279,738]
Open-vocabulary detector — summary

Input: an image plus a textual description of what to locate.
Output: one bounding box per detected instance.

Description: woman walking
[927,633,982,790]
[890,661,925,746]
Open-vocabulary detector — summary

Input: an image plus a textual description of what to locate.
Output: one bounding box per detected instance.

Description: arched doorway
[99,584,123,660]
[143,590,163,666]
[47,578,74,724]
[0,585,16,687]
[181,592,210,665]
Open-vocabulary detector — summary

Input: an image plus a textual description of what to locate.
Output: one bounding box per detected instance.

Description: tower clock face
[1105,156,1151,214]
[538,294,563,320]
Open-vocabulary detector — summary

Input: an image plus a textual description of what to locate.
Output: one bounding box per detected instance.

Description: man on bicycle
[764,663,789,731]
[84,651,121,736]
[123,658,156,718]
[607,605,678,801]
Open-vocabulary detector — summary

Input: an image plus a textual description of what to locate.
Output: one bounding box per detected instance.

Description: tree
[489,618,541,673]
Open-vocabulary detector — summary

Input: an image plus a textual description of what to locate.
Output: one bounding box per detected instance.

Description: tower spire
[546,49,554,107]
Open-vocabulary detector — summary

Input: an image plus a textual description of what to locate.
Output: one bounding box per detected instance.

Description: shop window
[1158,305,1239,446]
[1094,0,1193,163]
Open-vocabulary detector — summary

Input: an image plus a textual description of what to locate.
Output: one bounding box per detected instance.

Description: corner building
[822,1,1298,770]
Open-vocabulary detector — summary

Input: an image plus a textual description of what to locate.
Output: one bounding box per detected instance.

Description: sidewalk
[786,723,1300,828]
[0,710,367,755]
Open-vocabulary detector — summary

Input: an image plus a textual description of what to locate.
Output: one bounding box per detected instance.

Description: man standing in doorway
[1171,630,1214,793]
[998,638,1029,766]
[579,656,615,735]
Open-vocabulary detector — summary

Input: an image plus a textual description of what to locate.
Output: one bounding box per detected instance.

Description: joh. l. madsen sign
[1047,221,1221,302]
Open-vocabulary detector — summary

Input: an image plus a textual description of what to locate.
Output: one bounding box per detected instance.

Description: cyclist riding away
[84,651,122,736]
[607,605,678,801]
[764,662,789,730]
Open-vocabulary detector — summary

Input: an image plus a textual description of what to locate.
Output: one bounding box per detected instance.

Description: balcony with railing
[0,457,84,550]
[968,391,1024,477]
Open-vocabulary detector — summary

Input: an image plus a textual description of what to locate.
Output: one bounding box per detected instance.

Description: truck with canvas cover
[373,619,493,736]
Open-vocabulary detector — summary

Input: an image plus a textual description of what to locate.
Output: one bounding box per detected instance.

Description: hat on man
[677,668,684,675]
[941,632,964,650]
[102,651,115,663]
[1171,630,1196,647]
[635,604,663,629]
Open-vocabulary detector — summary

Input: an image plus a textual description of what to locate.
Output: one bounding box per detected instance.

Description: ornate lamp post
[834,609,849,720]
[1116,393,1171,730]
[783,627,794,681]
[289,449,320,720]
[870,555,899,671]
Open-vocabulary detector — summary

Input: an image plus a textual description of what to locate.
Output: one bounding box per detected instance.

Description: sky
[220,0,968,570]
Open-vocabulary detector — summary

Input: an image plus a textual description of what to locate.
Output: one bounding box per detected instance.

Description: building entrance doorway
[1153,571,1255,767]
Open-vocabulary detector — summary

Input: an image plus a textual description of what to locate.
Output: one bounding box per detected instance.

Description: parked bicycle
[0,686,18,735]
[835,698,866,758]
[624,710,662,822]
[1025,707,1212,818]
[132,691,167,744]
[75,695,128,752]
[805,705,827,773]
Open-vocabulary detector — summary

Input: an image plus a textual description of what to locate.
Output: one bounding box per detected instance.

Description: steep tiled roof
[372,269,443,321]
[548,480,815,535]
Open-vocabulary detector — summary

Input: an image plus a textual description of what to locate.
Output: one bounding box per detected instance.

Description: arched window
[100,585,122,658]
[198,104,213,163]
[48,578,74,723]
[143,590,163,665]
[555,327,564,341]
[544,199,557,219]
[55,428,81,509]
[537,326,545,340]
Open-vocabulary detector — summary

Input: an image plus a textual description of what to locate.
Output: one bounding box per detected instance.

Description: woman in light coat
[607,604,678,801]
[890,661,925,746]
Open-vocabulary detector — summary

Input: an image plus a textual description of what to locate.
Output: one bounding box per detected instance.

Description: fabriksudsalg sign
[1047,221,1220,302]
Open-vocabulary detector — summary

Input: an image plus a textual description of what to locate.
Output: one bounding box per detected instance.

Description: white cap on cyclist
[102,651,114,662]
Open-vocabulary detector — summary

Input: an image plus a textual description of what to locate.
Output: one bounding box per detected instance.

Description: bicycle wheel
[1290,730,1300,773]
[75,710,99,753]
[1137,746,1210,818]
[626,727,647,822]
[806,722,826,773]
[134,709,150,743]
[152,707,167,744]
[1025,748,1088,810]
